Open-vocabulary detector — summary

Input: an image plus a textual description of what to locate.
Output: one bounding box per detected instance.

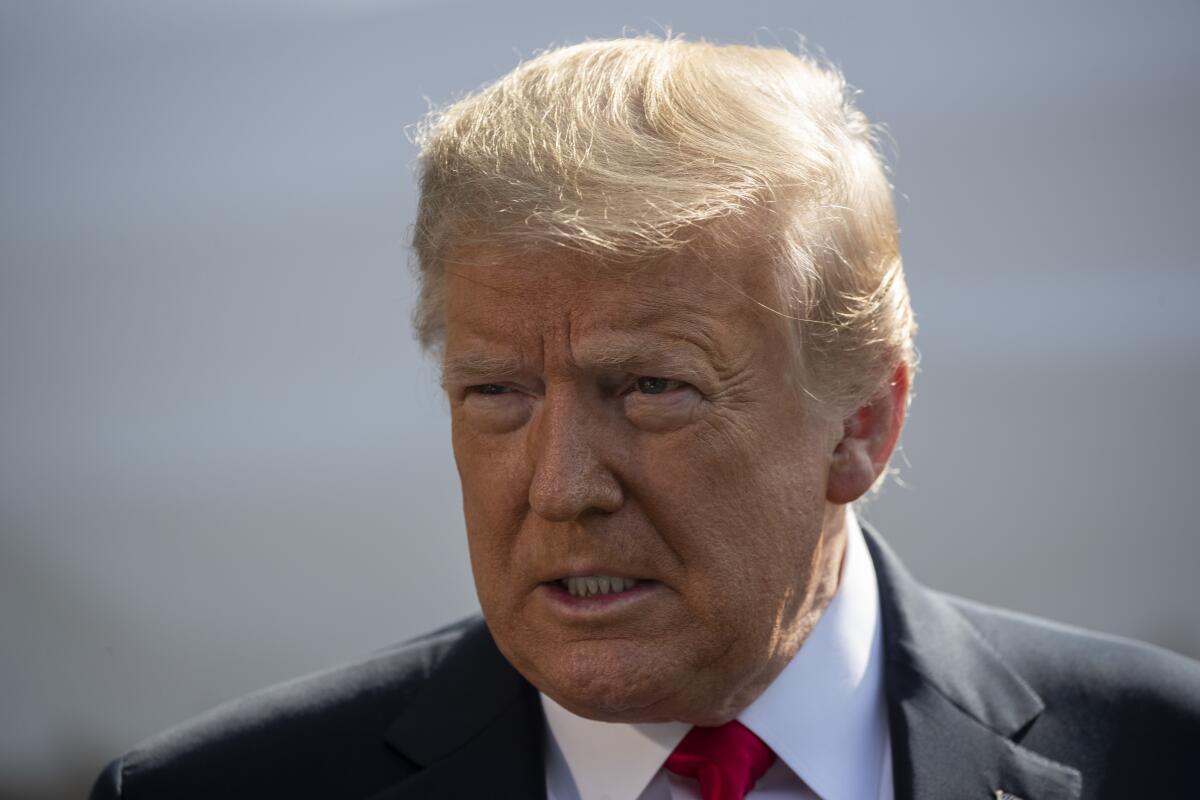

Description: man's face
[441,247,847,724]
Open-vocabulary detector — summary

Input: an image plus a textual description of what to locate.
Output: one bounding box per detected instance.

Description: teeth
[561,575,639,598]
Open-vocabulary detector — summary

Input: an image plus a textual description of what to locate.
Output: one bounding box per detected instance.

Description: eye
[458,382,531,434]
[624,375,700,432]
[634,376,681,395]
[467,383,512,396]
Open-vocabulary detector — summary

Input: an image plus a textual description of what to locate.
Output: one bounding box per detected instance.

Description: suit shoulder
[89,616,482,800]
[944,596,1200,790]
[946,595,1200,720]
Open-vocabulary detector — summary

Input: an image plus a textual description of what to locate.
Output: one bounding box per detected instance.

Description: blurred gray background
[2,1,1197,797]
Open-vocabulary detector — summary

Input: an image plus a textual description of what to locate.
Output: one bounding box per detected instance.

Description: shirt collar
[542,694,689,800]
[540,507,888,800]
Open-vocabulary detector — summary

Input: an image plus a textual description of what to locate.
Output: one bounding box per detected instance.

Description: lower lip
[539,580,660,615]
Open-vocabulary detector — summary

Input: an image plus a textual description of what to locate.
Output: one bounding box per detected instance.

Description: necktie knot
[664,720,777,800]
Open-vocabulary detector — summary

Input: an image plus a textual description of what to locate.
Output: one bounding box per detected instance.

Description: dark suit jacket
[90,529,1200,799]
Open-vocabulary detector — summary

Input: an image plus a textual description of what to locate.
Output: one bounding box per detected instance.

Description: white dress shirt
[541,508,893,800]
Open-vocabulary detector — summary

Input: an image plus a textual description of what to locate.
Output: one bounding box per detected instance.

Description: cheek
[451,424,532,588]
[452,413,530,509]
[639,413,830,596]
[643,416,781,516]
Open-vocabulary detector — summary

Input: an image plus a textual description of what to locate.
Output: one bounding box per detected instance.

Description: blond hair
[411,36,915,412]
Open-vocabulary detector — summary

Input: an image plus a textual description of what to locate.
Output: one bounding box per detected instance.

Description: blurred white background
[2,1,1198,797]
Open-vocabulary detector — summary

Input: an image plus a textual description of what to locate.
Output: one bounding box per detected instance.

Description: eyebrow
[439,353,525,389]
[574,335,716,382]
[440,335,718,389]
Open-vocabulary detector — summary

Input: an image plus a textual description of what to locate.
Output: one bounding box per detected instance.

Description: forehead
[441,246,783,351]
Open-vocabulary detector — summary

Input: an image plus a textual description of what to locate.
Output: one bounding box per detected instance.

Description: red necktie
[664,720,777,800]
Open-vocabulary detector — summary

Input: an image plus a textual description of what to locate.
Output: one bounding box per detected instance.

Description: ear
[826,363,910,504]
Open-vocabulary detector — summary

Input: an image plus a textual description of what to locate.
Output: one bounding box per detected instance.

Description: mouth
[557,574,640,598]
[539,573,660,615]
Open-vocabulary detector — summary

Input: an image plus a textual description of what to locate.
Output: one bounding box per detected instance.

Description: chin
[521,637,686,723]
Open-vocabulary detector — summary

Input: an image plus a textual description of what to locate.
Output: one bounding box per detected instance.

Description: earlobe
[825,363,909,504]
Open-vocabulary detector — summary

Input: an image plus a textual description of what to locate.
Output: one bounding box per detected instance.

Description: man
[91,37,1200,800]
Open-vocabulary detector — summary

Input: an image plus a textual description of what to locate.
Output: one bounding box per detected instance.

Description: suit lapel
[864,528,1082,800]
[373,619,546,799]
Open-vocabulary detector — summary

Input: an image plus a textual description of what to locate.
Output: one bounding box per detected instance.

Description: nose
[527,387,624,521]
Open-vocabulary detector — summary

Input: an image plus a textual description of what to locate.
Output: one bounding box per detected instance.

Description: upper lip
[542,568,646,582]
